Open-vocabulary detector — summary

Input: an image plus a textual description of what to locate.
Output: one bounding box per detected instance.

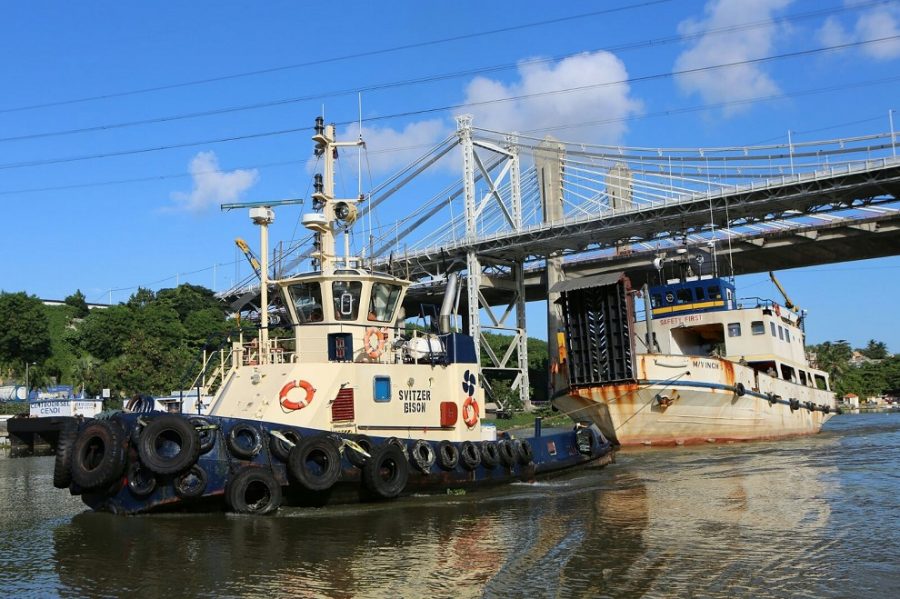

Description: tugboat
[53,118,613,514]
[552,249,839,446]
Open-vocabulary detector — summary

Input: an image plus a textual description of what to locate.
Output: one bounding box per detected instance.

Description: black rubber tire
[735,382,746,397]
[226,467,282,515]
[174,464,208,499]
[385,437,408,459]
[226,422,263,460]
[189,417,217,454]
[127,461,157,497]
[270,428,302,462]
[481,441,500,469]
[437,440,459,470]
[460,441,481,470]
[362,443,409,499]
[515,439,534,465]
[71,420,127,490]
[346,435,373,468]
[53,421,78,489]
[410,439,436,473]
[288,435,341,492]
[497,439,516,467]
[137,414,201,475]
[790,399,800,411]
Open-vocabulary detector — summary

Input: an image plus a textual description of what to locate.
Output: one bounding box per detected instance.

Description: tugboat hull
[63,412,613,515]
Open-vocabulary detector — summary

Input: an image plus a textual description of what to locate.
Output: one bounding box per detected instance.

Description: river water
[1,412,897,598]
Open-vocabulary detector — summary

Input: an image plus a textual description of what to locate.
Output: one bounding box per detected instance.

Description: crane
[235,238,262,280]
[768,271,799,313]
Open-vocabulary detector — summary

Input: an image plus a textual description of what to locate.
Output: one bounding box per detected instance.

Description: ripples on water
[1,413,898,598]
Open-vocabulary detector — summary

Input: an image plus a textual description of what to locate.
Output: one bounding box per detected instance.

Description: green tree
[0,292,52,367]
[64,289,90,318]
[77,305,135,360]
[860,339,889,360]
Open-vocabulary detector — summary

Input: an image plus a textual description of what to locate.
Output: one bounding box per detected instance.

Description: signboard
[29,399,103,418]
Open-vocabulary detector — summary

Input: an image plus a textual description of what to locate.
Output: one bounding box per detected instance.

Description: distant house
[848,351,877,368]
[842,393,860,408]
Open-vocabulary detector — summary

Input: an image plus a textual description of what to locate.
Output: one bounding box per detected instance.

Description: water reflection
[53,467,650,599]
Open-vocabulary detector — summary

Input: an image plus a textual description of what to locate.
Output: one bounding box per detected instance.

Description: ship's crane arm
[235,238,262,280]
[768,271,798,312]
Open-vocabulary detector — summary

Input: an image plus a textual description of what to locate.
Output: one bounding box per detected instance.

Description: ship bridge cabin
[637,276,830,392]
[233,269,476,368]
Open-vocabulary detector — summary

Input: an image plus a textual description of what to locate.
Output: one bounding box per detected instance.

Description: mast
[309,117,364,273]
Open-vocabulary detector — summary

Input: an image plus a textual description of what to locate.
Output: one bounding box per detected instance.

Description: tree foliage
[809,339,897,399]
[64,289,90,318]
[860,339,889,360]
[0,292,52,369]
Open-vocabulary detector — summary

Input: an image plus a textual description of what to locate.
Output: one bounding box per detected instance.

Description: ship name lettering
[397,389,432,402]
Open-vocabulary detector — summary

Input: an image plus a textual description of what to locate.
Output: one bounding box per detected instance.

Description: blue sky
[1,0,899,350]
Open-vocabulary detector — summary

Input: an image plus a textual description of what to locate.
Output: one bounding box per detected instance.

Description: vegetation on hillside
[807,339,899,399]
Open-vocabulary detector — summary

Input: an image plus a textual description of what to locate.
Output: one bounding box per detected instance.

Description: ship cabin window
[814,374,828,391]
[784,329,791,343]
[333,281,362,320]
[373,376,391,402]
[798,370,808,386]
[780,364,796,383]
[289,281,324,324]
[749,360,777,378]
[770,322,777,337]
[751,321,765,335]
[369,283,402,322]
[727,322,742,337]
[694,287,706,301]
[778,326,784,341]
[651,294,662,308]
[676,288,692,304]
[707,286,722,300]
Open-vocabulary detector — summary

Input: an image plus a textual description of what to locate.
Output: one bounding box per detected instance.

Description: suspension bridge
[226,117,900,408]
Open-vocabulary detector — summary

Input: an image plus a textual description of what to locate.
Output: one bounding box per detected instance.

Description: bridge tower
[457,115,532,411]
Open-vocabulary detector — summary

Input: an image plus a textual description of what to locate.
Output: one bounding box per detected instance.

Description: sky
[1,0,899,350]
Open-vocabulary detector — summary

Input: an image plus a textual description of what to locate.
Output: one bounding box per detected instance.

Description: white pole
[787,130,794,175]
[890,109,896,158]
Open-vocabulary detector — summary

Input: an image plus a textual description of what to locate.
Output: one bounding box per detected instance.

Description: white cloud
[817,5,900,60]
[674,0,794,116]
[314,51,642,179]
[342,119,452,177]
[459,51,643,143]
[171,151,258,212]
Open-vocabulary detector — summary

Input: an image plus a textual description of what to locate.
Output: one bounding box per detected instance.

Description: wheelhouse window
[651,294,662,308]
[778,326,784,341]
[751,321,765,335]
[707,286,722,300]
[694,287,706,301]
[785,329,791,343]
[288,282,323,323]
[676,289,692,304]
[368,283,401,322]
[728,322,742,337]
[332,281,362,320]
[770,322,776,337]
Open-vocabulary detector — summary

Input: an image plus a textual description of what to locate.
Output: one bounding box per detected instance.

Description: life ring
[279,380,315,410]
[462,396,479,428]
[364,327,387,359]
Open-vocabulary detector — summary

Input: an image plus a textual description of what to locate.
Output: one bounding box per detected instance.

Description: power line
[1,74,897,196]
[0,0,675,115]
[0,0,889,145]
[0,35,894,173]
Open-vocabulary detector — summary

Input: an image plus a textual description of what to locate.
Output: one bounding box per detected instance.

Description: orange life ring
[462,396,479,428]
[364,327,387,359]
[279,380,315,410]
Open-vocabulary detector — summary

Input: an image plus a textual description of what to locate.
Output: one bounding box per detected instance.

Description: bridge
[227,117,900,408]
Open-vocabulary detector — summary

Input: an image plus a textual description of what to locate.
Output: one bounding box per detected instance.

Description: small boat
[552,250,839,446]
[52,118,613,514]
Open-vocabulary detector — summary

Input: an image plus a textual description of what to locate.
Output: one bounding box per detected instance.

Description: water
[1,412,898,598]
